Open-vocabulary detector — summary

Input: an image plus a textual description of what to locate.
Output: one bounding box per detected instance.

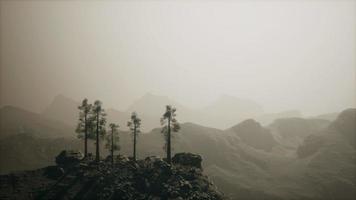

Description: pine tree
[76,98,92,157]
[161,105,180,164]
[127,112,141,161]
[92,100,106,162]
[106,123,120,165]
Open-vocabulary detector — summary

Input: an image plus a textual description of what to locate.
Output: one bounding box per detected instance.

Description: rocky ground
[0,151,225,200]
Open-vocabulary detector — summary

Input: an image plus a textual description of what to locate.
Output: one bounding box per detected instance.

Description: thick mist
[1,0,355,116]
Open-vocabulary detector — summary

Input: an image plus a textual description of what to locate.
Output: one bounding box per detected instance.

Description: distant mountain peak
[41,95,79,125]
[230,119,277,151]
[231,119,262,130]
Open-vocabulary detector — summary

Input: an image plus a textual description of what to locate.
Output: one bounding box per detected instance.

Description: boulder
[55,150,83,166]
[172,153,202,169]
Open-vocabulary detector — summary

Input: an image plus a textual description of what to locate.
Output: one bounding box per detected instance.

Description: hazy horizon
[1,0,355,116]
[0,92,350,117]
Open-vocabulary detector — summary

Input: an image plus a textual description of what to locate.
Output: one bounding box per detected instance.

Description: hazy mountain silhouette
[228,119,277,151]
[0,106,74,139]
[0,106,355,199]
[41,95,79,126]
[311,112,340,121]
[0,134,82,173]
[327,108,356,148]
[40,93,270,131]
[0,106,80,173]
[102,108,355,199]
[41,94,319,132]
[268,117,331,149]
[295,109,356,199]
[105,108,130,130]
[255,110,302,125]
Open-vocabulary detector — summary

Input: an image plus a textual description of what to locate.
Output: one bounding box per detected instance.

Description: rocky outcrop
[0,152,225,200]
[55,150,83,166]
[172,153,202,169]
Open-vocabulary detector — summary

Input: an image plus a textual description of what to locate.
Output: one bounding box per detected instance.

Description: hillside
[0,106,80,174]
[228,119,277,151]
[0,106,74,139]
[0,134,82,173]
[295,108,356,199]
[268,117,331,149]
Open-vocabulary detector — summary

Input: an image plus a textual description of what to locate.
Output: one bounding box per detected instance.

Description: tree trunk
[167,115,171,164]
[84,114,88,157]
[111,128,114,165]
[95,113,100,162]
[133,125,137,161]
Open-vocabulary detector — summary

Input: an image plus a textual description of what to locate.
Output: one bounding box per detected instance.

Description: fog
[1,0,355,116]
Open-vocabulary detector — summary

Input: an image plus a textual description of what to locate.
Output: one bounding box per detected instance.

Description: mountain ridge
[1,105,355,199]
[38,93,305,131]
[0,105,74,139]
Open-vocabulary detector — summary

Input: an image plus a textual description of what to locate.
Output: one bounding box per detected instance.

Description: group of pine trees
[76,98,180,164]
[76,99,107,162]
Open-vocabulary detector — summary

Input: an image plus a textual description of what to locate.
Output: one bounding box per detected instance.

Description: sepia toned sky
[0,0,355,115]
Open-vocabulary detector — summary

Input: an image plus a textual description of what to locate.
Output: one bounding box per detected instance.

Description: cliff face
[0,152,225,200]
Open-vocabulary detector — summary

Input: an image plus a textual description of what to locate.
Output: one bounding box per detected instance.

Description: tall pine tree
[106,123,120,165]
[92,100,106,162]
[161,105,180,164]
[76,98,92,157]
[127,112,141,161]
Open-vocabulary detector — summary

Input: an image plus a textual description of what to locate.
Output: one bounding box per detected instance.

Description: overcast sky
[1,0,355,115]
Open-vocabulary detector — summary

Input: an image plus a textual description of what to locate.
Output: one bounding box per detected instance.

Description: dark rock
[172,152,203,169]
[55,150,83,166]
[44,166,64,179]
